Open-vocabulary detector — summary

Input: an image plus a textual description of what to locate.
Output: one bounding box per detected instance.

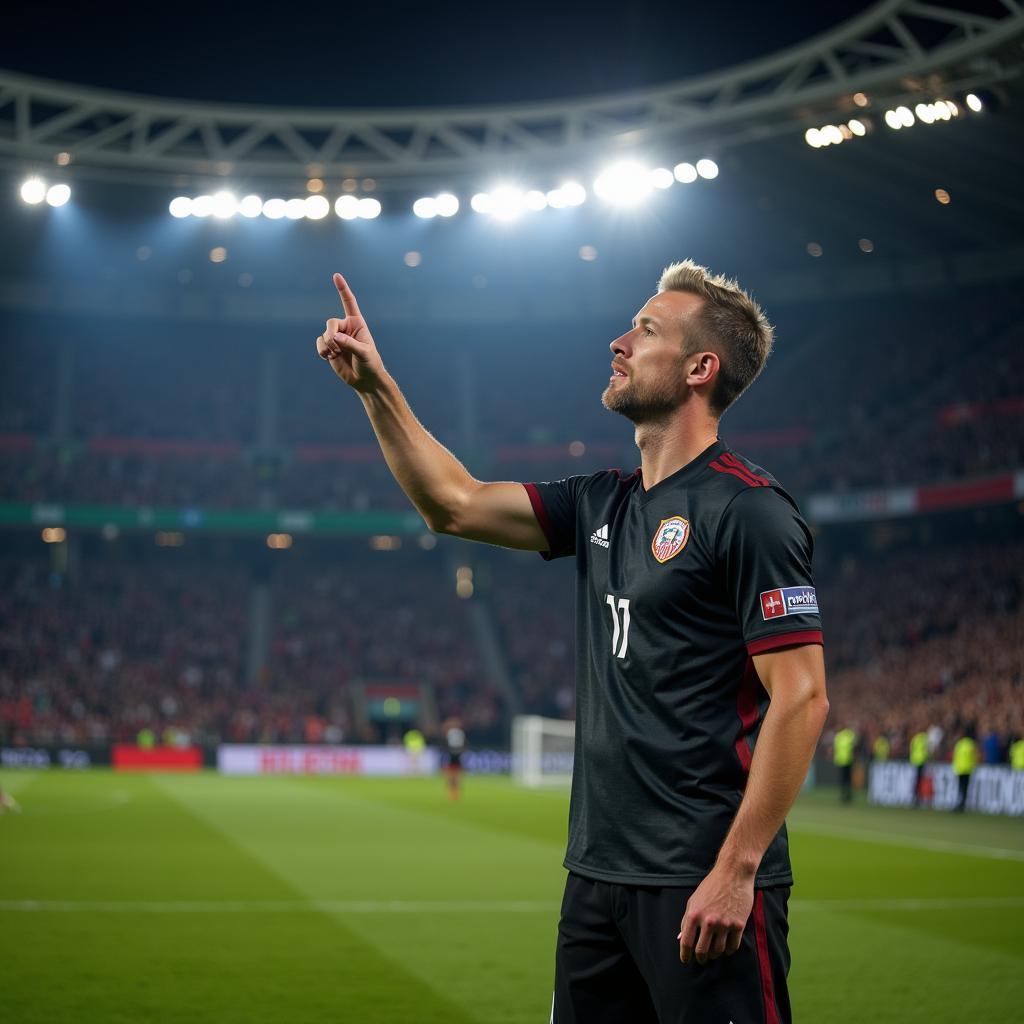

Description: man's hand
[316,273,387,393]
[677,864,754,965]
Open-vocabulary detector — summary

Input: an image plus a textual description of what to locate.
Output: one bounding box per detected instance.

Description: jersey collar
[633,439,724,506]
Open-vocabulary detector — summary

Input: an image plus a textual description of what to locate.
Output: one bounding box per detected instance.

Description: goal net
[512,715,575,787]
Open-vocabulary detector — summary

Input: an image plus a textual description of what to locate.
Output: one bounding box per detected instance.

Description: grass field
[1,771,1022,1023]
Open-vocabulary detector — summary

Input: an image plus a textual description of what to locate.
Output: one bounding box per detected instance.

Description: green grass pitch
[1,771,1022,1023]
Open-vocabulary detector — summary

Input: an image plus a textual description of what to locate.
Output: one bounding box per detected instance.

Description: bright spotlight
[649,167,674,189]
[357,197,382,219]
[413,197,437,218]
[191,195,214,217]
[804,128,823,148]
[896,106,914,127]
[285,198,306,220]
[45,183,71,207]
[335,195,360,220]
[524,190,548,211]
[169,196,192,218]
[263,198,286,219]
[884,109,902,130]
[594,161,652,205]
[304,195,329,220]
[822,126,843,146]
[847,119,866,137]
[434,192,459,217]
[470,192,492,214]
[20,177,46,204]
[210,191,237,218]
[489,186,526,220]
[673,162,698,183]
[547,182,586,208]
[944,100,959,117]
[915,103,935,125]
[238,194,263,218]
[695,158,719,180]
[965,93,983,112]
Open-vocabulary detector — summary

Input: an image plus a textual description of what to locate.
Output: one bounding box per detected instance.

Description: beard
[601,364,686,424]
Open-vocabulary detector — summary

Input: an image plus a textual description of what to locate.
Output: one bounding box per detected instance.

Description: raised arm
[316,273,546,550]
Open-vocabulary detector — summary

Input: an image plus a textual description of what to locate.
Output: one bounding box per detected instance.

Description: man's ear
[685,350,720,388]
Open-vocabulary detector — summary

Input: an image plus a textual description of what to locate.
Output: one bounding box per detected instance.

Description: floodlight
[594,162,652,205]
[357,197,382,219]
[20,177,46,204]
[210,191,237,218]
[695,158,719,179]
[169,196,192,218]
[488,187,526,220]
[413,197,437,218]
[470,192,492,214]
[191,195,214,217]
[434,193,459,217]
[285,198,306,220]
[673,162,698,183]
[304,195,329,219]
[804,128,823,148]
[884,110,902,130]
[335,195,360,220]
[238,195,263,218]
[896,106,914,127]
[915,103,935,125]
[45,184,71,207]
[965,93,983,112]
[649,167,674,189]
[848,119,866,137]
[263,198,286,219]
[524,190,548,211]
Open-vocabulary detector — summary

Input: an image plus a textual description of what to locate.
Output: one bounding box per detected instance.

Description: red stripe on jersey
[746,630,824,655]
[710,460,764,488]
[523,483,558,560]
[753,890,782,1024]
[734,656,761,775]
[720,451,771,487]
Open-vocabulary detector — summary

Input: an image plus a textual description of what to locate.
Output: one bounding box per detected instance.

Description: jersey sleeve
[717,486,824,655]
[522,476,590,560]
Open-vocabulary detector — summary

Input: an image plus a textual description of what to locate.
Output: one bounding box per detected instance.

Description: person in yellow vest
[952,727,978,813]
[1009,734,1024,772]
[403,728,426,775]
[910,729,929,806]
[833,726,857,804]
[872,734,890,762]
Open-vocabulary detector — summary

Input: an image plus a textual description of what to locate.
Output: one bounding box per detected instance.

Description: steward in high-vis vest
[872,735,890,762]
[1011,736,1024,772]
[910,731,929,806]
[834,727,856,804]
[952,732,977,813]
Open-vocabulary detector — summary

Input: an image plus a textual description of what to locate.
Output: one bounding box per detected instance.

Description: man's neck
[634,406,719,491]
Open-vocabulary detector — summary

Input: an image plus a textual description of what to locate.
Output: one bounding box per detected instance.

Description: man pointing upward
[316,264,828,1024]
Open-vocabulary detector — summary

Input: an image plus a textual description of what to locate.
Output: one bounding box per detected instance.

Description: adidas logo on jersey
[590,524,610,548]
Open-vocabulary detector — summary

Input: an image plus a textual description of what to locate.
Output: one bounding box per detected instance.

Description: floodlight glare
[263,198,287,219]
[45,183,71,207]
[524,190,548,211]
[489,187,526,220]
[547,182,586,208]
[20,177,47,204]
[238,194,263,218]
[965,93,983,112]
[804,128,823,148]
[649,167,674,190]
[944,100,959,117]
[357,197,382,219]
[304,195,330,219]
[335,195,360,220]
[848,119,866,137]
[897,106,914,127]
[191,195,214,217]
[915,103,935,125]
[884,109,902,130]
[169,196,192,218]
[594,162,653,205]
[434,192,459,217]
[413,197,437,218]
[470,192,492,214]
[696,158,719,180]
[211,191,237,218]
[673,162,698,183]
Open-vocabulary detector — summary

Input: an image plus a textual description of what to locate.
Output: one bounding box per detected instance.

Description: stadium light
[673,162,698,183]
[191,195,214,217]
[470,192,492,214]
[489,187,527,220]
[897,106,914,127]
[649,167,674,190]
[284,198,306,220]
[884,109,903,130]
[546,182,586,208]
[45,183,71,207]
[263,198,287,219]
[434,193,459,217]
[848,119,866,137]
[335,195,360,220]
[966,93,983,112]
[304,195,330,220]
[594,162,653,205]
[695,158,719,180]
[20,177,47,204]
[357,197,382,219]
[804,129,823,149]
[169,196,192,218]
[238,194,263,218]
[413,196,437,218]
[524,189,548,211]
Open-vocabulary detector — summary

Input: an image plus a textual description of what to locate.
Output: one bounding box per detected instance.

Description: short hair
[658,259,774,416]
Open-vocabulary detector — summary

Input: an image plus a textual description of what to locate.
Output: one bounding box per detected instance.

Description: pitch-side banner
[868,761,1024,817]
[217,744,440,776]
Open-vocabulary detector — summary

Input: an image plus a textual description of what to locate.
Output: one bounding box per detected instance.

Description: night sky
[3,1,872,107]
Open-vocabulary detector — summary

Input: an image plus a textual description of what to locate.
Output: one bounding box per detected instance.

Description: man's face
[601,290,705,423]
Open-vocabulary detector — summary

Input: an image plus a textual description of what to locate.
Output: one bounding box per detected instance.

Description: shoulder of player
[578,467,642,499]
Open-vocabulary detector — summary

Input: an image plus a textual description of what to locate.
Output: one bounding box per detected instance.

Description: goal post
[512,715,575,787]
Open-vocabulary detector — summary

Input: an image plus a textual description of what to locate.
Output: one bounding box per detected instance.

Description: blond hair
[658,259,774,415]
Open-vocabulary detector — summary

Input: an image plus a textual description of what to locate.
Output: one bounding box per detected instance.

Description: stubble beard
[601,367,685,424]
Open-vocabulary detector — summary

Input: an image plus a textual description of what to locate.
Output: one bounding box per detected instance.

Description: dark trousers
[914,763,926,806]
[553,872,791,1024]
[838,763,853,803]
[955,772,971,812]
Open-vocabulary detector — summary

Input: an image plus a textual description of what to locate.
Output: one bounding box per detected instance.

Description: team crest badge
[651,516,690,563]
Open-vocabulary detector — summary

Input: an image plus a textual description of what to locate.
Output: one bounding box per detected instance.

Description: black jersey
[524,440,823,887]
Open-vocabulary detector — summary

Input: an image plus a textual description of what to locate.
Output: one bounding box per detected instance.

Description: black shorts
[553,872,791,1024]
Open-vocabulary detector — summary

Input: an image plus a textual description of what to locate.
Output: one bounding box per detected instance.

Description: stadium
[1,1,1023,1021]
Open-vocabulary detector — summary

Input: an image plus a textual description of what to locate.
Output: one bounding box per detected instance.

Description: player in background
[441,718,466,801]
[314,263,828,1023]
[0,786,21,813]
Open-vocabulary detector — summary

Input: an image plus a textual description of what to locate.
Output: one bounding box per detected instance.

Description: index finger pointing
[333,272,362,318]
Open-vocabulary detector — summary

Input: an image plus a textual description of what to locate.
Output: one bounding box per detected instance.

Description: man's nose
[610,331,631,356]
